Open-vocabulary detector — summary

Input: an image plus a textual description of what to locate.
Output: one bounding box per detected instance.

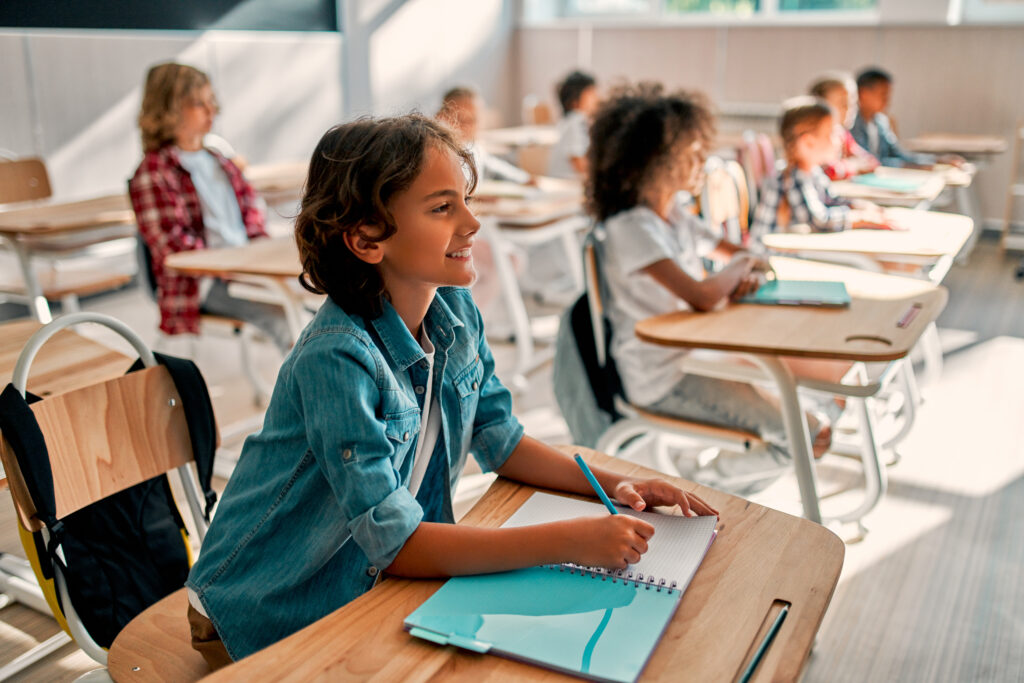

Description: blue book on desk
[739,280,851,308]
[851,173,924,193]
[404,493,718,683]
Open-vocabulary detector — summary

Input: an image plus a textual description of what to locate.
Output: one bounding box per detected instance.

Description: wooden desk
[636,257,946,523]
[244,160,308,206]
[831,167,946,208]
[763,208,972,271]
[206,447,844,683]
[0,318,132,399]
[164,237,308,341]
[905,133,1008,157]
[478,124,558,151]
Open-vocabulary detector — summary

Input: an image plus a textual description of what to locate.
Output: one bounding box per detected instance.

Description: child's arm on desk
[387,437,717,577]
[644,252,769,310]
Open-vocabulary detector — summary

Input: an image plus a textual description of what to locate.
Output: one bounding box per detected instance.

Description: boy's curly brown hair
[295,114,476,319]
[586,83,715,222]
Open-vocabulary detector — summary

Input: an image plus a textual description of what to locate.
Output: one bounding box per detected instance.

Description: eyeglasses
[185,96,220,113]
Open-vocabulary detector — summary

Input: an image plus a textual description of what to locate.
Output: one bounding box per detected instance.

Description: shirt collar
[370,290,464,371]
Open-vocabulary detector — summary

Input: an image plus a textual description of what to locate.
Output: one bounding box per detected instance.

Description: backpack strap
[0,384,65,578]
[127,353,218,519]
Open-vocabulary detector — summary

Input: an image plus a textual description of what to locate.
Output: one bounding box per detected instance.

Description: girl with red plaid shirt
[128,62,290,351]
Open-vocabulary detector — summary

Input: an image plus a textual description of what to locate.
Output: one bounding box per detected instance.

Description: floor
[1,233,1022,681]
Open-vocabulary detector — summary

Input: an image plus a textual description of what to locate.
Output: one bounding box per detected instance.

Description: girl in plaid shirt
[128,62,290,351]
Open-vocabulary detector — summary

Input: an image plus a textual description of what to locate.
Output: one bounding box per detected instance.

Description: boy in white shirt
[547,70,599,179]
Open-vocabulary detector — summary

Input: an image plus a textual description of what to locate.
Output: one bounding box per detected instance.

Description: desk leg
[751,355,822,524]
[9,240,52,323]
[481,220,533,390]
[954,184,984,263]
[256,276,308,342]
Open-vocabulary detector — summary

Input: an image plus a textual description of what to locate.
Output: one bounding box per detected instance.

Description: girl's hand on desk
[729,271,765,301]
[564,515,654,569]
[614,479,719,517]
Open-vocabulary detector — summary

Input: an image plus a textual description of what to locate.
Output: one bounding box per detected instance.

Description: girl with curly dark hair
[587,84,846,486]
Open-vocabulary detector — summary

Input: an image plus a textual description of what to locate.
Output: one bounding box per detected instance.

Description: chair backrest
[0,157,52,204]
[2,366,195,529]
[582,232,607,366]
[737,130,761,206]
[522,94,553,125]
[701,156,744,244]
[725,159,751,239]
[756,133,777,178]
[517,144,551,176]
[136,235,159,302]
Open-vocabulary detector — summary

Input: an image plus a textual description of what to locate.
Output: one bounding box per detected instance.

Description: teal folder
[739,280,851,308]
[405,493,718,682]
[851,173,924,193]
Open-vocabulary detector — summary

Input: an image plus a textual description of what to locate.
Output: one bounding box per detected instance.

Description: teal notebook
[851,173,923,193]
[405,493,718,683]
[739,280,851,308]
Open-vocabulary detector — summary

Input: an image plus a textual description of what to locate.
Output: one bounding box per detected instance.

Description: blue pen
[573,453,619,515]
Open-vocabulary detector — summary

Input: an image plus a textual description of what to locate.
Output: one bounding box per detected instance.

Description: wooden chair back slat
[0,366,194,528]
[0,158,52,204]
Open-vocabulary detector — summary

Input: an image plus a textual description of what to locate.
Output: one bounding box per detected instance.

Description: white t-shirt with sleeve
[600,193,720,407]
[547,110,589,179]
[176,148,250,250]
[407,330,442,497]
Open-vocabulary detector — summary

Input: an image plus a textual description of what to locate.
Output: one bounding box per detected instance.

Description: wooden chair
[700,156,749,244]
[0,157,134,316]
[516,144,551,177]
[521,94,553,125]
[0,312,211,681]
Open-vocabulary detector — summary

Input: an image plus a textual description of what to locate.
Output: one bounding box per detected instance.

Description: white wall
[514,23,1024,225]
[0,29,344,200]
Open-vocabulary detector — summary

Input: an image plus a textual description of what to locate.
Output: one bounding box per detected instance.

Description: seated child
[809,75,879,180]
[850,67,964,169]
[437,85,532,184]
[184,113,716,669]
[588,84,848,484]
[129,62,291,352]
[752,98,890,236]
[548,70,599,179]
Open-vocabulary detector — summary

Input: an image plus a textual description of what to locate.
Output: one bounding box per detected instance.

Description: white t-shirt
[176,148,249,250]
[600,193,720,407]
[407,329,442,497]
[547,110,589,179]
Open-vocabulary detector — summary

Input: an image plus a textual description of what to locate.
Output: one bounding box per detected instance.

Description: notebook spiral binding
[542,564,679,595]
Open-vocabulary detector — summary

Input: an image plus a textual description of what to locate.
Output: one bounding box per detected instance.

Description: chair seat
[0,269,132,299]
[107,588,210,682]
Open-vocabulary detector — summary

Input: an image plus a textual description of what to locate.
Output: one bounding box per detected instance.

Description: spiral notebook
[404,492,718,683]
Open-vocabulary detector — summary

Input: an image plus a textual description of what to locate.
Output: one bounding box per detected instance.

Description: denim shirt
[185,287,524,660]
[850,112,935,168]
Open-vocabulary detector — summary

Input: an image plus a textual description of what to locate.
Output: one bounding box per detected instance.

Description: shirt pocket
[454,355,484,423]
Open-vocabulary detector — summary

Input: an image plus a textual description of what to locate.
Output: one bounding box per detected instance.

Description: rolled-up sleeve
[293,334,423,570]
[468,308,524,472]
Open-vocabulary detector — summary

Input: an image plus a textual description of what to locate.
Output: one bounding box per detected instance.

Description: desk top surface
[831,167,947,205]
[762,208,972,258]
[905,133,1008,156]
[0,319,132,397]
[636,256,947,361]
[205,447,844,683]
[165,236,300,278]
[0,161,307,236]
[478,124,559,149]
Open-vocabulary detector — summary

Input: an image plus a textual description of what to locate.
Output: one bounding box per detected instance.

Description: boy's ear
[342,225,386,265]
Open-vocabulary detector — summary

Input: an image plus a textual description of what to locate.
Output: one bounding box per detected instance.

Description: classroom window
[566,0,653,14]
[777,0,876,10]
[664,0,759,15]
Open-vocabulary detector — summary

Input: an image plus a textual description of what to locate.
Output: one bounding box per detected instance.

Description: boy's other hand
[614,478,719,517]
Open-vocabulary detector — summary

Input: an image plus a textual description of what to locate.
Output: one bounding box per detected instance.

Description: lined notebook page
[502,492,718,587]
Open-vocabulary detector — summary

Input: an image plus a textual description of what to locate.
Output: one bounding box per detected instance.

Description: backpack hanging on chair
[0,312,217,665]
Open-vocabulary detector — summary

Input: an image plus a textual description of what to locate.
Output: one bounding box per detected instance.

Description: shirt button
[342,448,352,460]
[367,566,379,577]
[472,381,479,391]
[414,385,425,395]
[403,431,410,441]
